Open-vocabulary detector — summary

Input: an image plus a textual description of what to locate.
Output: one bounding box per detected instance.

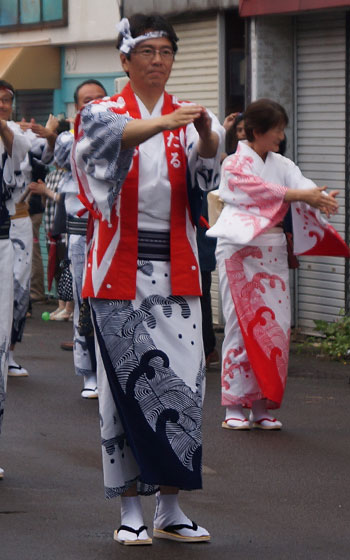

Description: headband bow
[116,17,168,55]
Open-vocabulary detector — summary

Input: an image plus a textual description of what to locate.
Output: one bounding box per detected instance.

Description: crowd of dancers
[0,11,348,547]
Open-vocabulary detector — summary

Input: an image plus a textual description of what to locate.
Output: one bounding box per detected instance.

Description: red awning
[239,0,350,17]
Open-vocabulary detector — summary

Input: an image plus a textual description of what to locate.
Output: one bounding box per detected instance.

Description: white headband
[116,17,168,55]
[0,87,14,98]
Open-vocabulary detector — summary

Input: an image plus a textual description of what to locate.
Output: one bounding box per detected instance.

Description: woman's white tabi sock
[118,496,150,542]
[251,399,274,421]
[225,405,246,421]
[153,493,209,538]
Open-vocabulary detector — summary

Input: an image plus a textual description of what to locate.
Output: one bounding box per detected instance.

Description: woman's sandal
[249,413,282,430]
[222,417,250,430]
[114,525,152,545]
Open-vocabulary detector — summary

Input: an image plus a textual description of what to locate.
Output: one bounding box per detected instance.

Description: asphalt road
[1,303,350,560]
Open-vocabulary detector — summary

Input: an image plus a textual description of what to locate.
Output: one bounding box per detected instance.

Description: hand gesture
[45,114,59,133]
[303,186,339,217]
[17,118,36,131]
[223,112,240,132]
[162,105,203,130]
[28,179,48,196]
[193,108,212,139]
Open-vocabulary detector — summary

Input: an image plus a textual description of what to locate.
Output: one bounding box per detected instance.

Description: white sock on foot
[225,404,246,421]
[121,496,144,528]
[8,351,16,367]
[154,493,209,537]
[83,373,97,391]
[251,399,274,421]
[117,496,150,543]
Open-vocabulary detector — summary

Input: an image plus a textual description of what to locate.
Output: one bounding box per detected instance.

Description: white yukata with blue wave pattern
[74,93,224,497]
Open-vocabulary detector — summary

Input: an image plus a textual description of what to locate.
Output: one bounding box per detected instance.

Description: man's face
[0,88,13,121]
[76,83,106,110]
[121,37,174,93]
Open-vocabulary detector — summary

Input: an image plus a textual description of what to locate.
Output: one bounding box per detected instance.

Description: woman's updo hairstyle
[244,99,288,142]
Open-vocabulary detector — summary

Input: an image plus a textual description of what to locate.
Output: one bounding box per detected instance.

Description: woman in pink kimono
[207,99,349,430]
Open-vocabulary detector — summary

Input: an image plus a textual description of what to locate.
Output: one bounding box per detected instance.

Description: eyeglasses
[132,47,175,59]
[0,96,13,105]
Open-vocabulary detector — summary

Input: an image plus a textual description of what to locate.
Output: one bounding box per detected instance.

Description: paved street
[1,303,350,560]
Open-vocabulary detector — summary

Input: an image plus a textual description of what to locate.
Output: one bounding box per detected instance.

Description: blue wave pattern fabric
[91,260,205,497]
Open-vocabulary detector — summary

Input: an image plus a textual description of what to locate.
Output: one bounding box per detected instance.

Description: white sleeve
[6,121,31,173]
[185,109,225,192]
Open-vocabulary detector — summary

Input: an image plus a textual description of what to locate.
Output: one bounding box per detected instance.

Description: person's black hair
[0,79,15,98]
[116,13,179,57]
[73,79,107,105]
[56,119,71,135]
[226,112,245,155]
[244,99,288,142]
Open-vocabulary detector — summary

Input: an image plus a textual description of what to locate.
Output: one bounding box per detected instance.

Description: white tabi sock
[153,493,209,537]
[251,398,274,421]
[118,496,150,543]
[8,351,16,367]
[83,373,97,391]
[225,404,246,421]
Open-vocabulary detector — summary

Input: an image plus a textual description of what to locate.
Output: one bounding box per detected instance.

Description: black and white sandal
[81,387,98,399]
[114,524,152,545]
[153,521,210,543]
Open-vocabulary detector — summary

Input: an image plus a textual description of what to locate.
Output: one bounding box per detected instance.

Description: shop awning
[239,0,350,17]
[0,46,60,90]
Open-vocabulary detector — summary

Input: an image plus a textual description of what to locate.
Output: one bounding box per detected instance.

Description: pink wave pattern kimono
[207,141,350,408]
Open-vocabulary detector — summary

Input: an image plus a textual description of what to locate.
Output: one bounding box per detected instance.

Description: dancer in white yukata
[72,13,224,545]
[30,80,107,397]
[8,127,54,377]
[0,80,31,477]
[207,99,349,430]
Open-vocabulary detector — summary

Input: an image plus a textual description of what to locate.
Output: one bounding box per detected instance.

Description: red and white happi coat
[208,141,350,407]
[72,83,223,300]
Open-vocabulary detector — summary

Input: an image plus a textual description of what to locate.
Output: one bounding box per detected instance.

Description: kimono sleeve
[6,122,31,176]
[185,109,225,192]
[73,100,133,221]
[283,157,316,191]
[75,101,133,185]
[54,131,73,171]
[207,150,289,243]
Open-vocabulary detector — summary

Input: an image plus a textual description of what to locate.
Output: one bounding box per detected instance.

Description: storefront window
[0,0,67,31]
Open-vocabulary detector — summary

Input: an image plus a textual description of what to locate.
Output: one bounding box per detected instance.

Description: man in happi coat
[72,13,224,545]
[0,80,31,478]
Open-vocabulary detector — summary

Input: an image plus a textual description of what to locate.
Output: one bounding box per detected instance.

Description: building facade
[0,0,125,121]
[241,1,350,331]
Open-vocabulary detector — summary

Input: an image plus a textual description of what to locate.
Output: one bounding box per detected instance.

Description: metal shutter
[14,89,54,125]
[167,16,220,114]
[167,16,222,324]
[296,12,346,332]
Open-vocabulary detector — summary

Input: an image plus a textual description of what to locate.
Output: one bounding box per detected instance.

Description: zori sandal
[222,417,250,430]
[249,414,282,430]
[114,524,152,545]
[153,521,210,543]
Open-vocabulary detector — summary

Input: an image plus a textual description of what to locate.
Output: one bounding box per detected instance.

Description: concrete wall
[253,15,295,159]
[57,44,125,117]
[123,0,239,17]
[0,0,119,47]
[64,44,123,75]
